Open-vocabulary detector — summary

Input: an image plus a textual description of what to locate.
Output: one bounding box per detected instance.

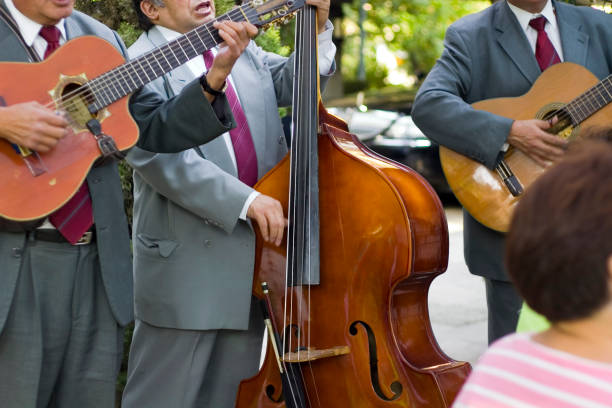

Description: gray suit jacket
[412,0,612,281]
[127,26,335,330]
[0,5,234,331]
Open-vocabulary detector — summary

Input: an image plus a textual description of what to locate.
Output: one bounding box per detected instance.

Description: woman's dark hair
[505,134,612,323]
[133,0,164,31]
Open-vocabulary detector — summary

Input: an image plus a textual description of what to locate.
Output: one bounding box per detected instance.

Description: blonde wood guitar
[0,0,301,221]
[440,63,612,232]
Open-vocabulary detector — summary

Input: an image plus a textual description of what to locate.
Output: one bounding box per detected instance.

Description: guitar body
[440,63,611,232]
[0,36,138,221]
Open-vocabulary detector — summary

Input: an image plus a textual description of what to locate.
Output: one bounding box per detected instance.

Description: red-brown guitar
[0,0,301,221]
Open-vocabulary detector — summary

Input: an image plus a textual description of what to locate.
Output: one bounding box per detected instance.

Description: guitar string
[542,76,612,128]
[74,5,250,100]
[42,6,255,114]
[573,75,612,122]
[565,74,612,123]
[48,6,250,109]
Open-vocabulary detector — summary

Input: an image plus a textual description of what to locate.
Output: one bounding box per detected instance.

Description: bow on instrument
[236,6,471,408]
[0,0,303,221]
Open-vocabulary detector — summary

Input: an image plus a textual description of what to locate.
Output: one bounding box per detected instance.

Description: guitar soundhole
[536,103,579,141]
[60,82,97,130]
[51,75,109,132]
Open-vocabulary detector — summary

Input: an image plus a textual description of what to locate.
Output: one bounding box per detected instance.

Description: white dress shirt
[157,22,336,219]
[4,0,67,59]
[507,0,564,61]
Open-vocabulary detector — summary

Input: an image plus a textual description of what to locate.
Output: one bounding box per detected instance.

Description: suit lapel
[230,46,266,178]
[554,1,588,66]
[494,1,541,84]
[64,14,84,40]
[145,26,236,172]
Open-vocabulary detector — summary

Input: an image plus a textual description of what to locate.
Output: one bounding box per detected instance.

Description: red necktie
[529,16,561,72]
[203,51,258,187]
[41,26,94,244]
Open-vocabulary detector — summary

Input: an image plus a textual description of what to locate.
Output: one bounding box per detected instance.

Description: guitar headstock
[244,0,305,30]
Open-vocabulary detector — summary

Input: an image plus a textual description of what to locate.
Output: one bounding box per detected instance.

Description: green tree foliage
[340,0,489,87]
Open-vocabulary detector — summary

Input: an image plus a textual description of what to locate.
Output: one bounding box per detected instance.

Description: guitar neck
[85,4,254,112]
[565,74,612,125]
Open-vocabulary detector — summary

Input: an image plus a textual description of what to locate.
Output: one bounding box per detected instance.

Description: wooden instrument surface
[440,63,612,232]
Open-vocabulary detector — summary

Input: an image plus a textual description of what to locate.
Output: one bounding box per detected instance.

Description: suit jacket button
[204,240,212,247]
[12,247,22,258]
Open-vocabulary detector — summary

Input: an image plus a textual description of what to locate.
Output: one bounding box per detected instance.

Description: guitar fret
[174,38,189,61]
[124,63,142,90]
[158,48,173,73]
[166,45,180,68]
[115,71,129,96]
[83,1,301,111]
[135,58,152,83]
[602,77,612,101]
[564,74,612,125]
[143,57,156,82]
[193,28,205,50]
[183,33,198,56]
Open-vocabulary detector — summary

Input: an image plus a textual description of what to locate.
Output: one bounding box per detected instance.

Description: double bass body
[236,107,471,407]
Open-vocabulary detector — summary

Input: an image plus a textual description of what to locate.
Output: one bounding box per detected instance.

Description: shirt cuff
[239,191,260,221]
[318,20,336,76]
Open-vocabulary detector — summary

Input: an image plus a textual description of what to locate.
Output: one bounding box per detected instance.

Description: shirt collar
[4,0,66,46]
[156,24,181,42]
[507,0,557,32]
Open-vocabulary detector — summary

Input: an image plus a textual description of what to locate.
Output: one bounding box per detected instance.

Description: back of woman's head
[506,137,612,323]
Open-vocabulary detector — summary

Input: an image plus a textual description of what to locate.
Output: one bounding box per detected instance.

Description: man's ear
[140,0,161,22]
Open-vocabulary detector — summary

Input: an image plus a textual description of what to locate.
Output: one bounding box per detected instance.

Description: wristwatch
[199,74,227,97]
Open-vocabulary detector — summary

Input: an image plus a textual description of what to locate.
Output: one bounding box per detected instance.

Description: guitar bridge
[495,158,523,197]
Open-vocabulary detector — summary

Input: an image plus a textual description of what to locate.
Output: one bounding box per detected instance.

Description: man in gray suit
[0,0,256,406]
[412,0,612,343]
[121,0,335,406]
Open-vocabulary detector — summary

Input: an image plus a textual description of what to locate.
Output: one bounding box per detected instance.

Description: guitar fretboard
[84,4,257,112]
[565,74,612,125]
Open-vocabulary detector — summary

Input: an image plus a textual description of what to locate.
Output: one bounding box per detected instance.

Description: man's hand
[306,0,330,32]
[247,194,287,247]
[0,102,69,153]
[203,20,258,99]
[507,118,568,167]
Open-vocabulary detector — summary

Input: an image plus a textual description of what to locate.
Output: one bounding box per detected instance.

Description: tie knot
[529,16,547,32]
[203,50,214,70]
[39,25,60,43]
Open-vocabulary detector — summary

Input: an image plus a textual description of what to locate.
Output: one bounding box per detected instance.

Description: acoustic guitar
[0,0,302,221]
[439,62,612,232]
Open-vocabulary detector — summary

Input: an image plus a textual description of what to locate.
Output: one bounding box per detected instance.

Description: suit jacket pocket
[136,233,179,258]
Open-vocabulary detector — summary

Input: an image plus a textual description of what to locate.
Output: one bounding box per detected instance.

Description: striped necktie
[203,50,258,186]
[529,16,561,72]
[41,26,94,244]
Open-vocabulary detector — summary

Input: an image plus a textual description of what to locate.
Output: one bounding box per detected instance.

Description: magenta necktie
[41,26,94,244]
[529,16,561,72]
[203,51,258,186]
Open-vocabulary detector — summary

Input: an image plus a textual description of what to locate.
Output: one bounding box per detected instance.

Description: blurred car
[327,107,451,196]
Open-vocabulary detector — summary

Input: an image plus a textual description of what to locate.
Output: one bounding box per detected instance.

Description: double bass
[236,5,471,407]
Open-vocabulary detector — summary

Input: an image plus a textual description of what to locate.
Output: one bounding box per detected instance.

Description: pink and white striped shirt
[452,333,612,408]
